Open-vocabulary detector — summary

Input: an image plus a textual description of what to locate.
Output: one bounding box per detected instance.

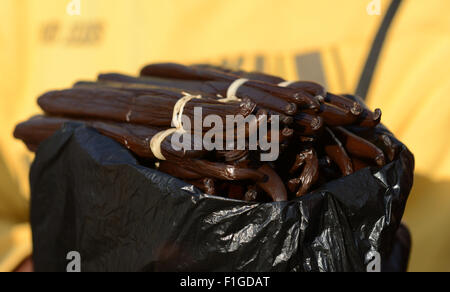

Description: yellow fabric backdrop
[0,0,448,271]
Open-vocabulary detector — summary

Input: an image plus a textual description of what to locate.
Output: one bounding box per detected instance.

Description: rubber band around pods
[218,78,249,103]
[150,92,202,160]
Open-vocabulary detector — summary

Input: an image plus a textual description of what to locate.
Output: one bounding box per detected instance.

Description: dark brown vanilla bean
[368,132,399,162]
[287,149,319,196]
[323,127,354,176]
[141,63,320,110]
[97,74,298,116]
[289,150,307,175]
[38,88,256,128]
[192,66,326,111]
[192,64,286,84]
[343,126,399,162]
[305,103,358,127]
[192,65,327,109]
[378,133,399,162]
[341,94,382,128]
[206,81,298,115]
[75,80,206,100]
[357,108,382,128]
[263,127,294,144]
[14,116,69,152]
[325,93,363,116]
[295,150,319,197]
[97,74,207,96]
[256,164,288,202]
[294,113,324,135]
[141,63,223,81]
[285,81,327,98]
[15,116,274,189]
[15,63,394,202]
[174,158,267,182]
[333,127,386,166]
[13,115,207,160]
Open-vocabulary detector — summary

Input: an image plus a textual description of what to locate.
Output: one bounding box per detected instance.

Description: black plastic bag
[30,121,414,272]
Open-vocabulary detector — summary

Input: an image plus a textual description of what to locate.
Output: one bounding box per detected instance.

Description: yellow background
[0,0,449,271]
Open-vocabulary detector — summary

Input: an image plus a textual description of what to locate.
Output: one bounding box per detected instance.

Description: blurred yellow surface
[0,0,448,271]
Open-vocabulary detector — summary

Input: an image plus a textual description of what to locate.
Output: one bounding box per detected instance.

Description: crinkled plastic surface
[30,122,414,272]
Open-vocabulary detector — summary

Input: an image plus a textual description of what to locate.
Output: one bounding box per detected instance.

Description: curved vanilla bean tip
[296,157,319,197]
[374,108,382,120]
[286,149,319,197]
[348,128,399,162]
[380,134,398,161]
[256,164,288,202]
[324,127,354,176]
[333,126,386,167]
[372,108,382,121]
[358,108,382,127]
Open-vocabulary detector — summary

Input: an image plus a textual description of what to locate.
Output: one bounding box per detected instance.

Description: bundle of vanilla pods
[14,63,400,202]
